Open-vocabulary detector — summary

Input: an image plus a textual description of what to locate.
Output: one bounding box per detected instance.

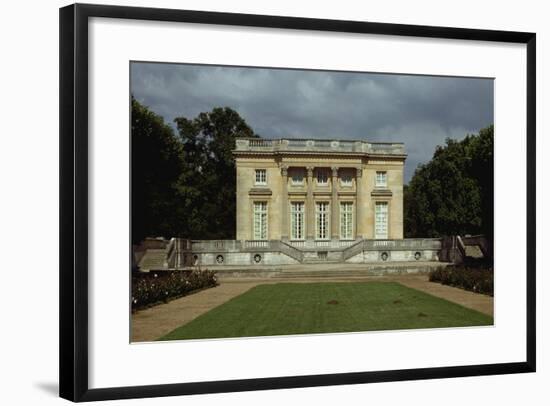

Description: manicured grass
[160,282,493,341]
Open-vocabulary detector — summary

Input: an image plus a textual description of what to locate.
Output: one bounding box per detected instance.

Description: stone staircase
[342,240,365,261]
[276,262,442,279]
[300,255,343,264]
[137,249,166,271]
[464,244,484,259]
[278,241,304,262]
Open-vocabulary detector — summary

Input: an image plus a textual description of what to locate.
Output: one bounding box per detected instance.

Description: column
[306,166,314,240]
[331,166,339,240]
[356,167,363,239]
[280,165,289,240]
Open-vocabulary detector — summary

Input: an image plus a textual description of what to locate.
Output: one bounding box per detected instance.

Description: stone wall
[234,138,407,242]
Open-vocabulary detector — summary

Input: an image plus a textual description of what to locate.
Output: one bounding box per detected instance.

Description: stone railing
[456,236,466,257]
[278,241,304,262]
[364,239,442,250]
[234,138,405,155]
[288,239,360,250]
[462,234,492,259]
[167,237,443,266]
[165,237,193,268]
[365,142,406,155]
[342,240,365,260]
[288,240,306,248]
[243,240,271,249]
[341,238,442,261]
[247,139,280,148]
[191,240,242,251]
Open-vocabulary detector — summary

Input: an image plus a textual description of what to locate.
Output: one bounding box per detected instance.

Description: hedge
[132,268,218,310]
[429,266,493,296]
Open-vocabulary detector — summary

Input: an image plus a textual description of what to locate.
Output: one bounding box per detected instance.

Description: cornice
[233,150,407,161]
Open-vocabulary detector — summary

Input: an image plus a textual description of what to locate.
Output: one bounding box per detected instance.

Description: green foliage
[131,100,258,242]
[132,268,218,310]
[404,125,494,238]
[131,97,183,243]
[173,107,258,239]
[429,266,494,296]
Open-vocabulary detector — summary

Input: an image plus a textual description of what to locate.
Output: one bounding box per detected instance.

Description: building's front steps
[137,236,490,272]
[154,238,444,271]
[205,261,448,279]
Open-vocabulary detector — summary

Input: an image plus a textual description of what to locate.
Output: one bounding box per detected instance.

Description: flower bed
[429,266,493,296]
[132,268,218,310]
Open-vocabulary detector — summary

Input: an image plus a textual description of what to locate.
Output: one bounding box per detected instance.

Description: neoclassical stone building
[138,138,445,270]
[233,138,406,244]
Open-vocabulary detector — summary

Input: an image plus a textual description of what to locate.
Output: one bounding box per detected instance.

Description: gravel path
[131,282,258,342]
[131,274,493,342]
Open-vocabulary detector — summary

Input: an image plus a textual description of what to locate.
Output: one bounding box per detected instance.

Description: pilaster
[280,165,289,240]
[306,166,314,239]
[331,166,339,240]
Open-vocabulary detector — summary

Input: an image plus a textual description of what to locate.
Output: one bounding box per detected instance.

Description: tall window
[316,169,328,185]
[315,202,330,240]
[340,171,353,186]
[255,169,267,185]
[340,202,354,240]
[375,201,388,239]
[290,202,305,240]
[291,168,304,185]
[253,202,268,240]
[375,171,387,188]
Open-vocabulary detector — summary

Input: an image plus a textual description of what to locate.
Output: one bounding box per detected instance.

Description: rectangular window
[291,168,304,185]
[340,202,354,240]
[375,171,387,188]
[253,201,268,240]
[290,202,305,240]
[315,202,330,240]
[340,171,353,186]
[255,169,267,185]
[375,201,388,239]
[316,169,328,185]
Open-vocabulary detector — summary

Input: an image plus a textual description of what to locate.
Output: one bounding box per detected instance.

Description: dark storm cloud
[130,62,493,183]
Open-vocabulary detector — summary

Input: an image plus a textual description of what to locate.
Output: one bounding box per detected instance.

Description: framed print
[59,3,536,402]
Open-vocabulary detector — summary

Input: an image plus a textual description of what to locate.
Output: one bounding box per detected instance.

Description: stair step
[464,245,484,258]
[138,249,167,270]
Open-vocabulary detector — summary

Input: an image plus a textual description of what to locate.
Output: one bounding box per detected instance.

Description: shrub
[429,265,493,296]
[132,267,218,310]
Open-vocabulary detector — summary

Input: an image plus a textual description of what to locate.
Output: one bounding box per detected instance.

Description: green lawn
[160,282,493,341]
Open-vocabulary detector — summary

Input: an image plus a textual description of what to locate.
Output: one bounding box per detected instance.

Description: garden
[132,268,218,311]
[429,266,493,296]
[159,281,493,341]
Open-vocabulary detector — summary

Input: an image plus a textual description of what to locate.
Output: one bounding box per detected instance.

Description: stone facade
[160,238,443,270]
[233,138,406,243]
[137,138,447,272]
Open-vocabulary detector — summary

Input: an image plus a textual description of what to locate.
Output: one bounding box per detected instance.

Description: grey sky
[131,62,493,183]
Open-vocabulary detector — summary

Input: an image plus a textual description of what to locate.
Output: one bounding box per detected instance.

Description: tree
[131,103,258,242]
[131,97,183,243]
[404,125,494,238]
[173,107,259,239]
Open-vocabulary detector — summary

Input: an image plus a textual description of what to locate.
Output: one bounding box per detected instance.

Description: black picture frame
[59,3,536,402]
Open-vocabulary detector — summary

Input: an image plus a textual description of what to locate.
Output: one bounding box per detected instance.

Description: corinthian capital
[306,166,314,177]
[356,167,363,177]
[280,165,288,177]
[331,166,339,177]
